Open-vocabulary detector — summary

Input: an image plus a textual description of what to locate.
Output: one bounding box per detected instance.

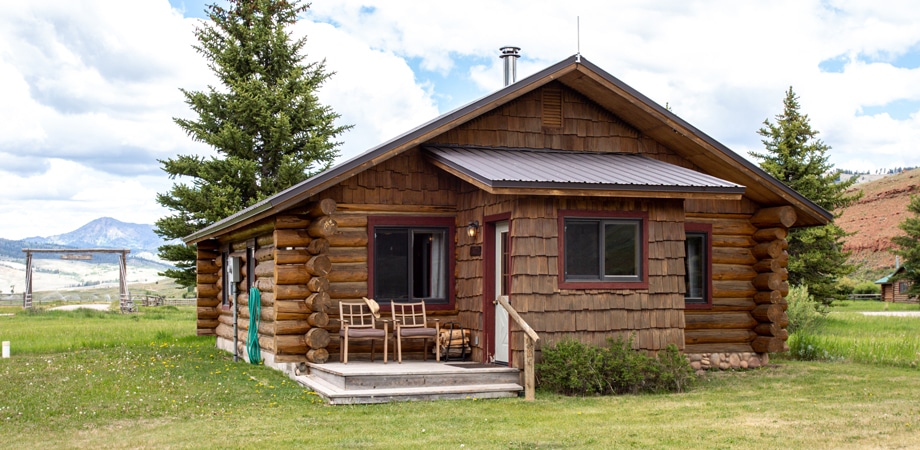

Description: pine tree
[155,0,349,287]
[892,195,920,299]
[750,87,862,303]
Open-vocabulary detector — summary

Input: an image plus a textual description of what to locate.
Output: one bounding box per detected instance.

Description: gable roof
[185,55,832,244]
[875,266,906,284]
[425,145,745,199]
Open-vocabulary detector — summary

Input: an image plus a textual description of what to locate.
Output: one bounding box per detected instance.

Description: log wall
[316,152,465,358]
[748,206,794,353]
[196,240,221,336]
[210,200,338,364]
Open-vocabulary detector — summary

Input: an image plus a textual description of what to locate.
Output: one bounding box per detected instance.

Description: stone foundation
[686,352,769,374]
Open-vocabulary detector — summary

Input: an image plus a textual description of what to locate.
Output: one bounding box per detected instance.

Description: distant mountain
[1,217,175,264]
[27,217,164,252]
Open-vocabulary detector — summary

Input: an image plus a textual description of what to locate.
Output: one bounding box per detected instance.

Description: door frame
[482,212,511,364]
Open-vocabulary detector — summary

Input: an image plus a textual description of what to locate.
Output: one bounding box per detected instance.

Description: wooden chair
[339,301,388,364]
[390,301,440,363]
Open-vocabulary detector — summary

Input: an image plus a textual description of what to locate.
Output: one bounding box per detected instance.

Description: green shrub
[535,339,607,395]
[852,281,881,295]
[786,285,826,335]
[837,277,857,297]
[787,331,841,361]
[537,337,696,396]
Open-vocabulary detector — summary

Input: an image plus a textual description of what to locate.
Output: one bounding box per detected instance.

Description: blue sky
[1,0,919,239]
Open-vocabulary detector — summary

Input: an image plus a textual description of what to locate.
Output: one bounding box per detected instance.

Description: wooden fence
[847,294,882,301]
[0,295,196,308]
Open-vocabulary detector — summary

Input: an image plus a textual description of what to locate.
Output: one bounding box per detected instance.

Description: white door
[493,221,510,365]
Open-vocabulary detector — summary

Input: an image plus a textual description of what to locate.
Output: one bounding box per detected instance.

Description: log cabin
[184,54,831,377]
[876,266,916,303]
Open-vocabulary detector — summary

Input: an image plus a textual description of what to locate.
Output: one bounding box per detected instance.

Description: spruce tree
[892,195,920,299]
[750,87,861,303]
[155,0,349,287]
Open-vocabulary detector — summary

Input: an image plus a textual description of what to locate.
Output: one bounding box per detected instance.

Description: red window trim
[367,216,457,312]
[557,209,649,290]
[684,222,713,310]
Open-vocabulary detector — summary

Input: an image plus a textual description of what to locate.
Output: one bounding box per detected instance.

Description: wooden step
[295,361,523,404]
[301,375,522,405]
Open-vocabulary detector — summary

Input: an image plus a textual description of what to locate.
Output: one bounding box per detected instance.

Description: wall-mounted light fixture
[467,220,480,238]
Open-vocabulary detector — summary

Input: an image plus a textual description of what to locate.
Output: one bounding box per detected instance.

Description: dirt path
[861,311,920,317]
[49,304,112,311]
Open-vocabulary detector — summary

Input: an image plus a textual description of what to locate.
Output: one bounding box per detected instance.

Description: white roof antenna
[576,16,581,63]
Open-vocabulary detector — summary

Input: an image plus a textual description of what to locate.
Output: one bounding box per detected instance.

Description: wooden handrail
[495,295,538,401]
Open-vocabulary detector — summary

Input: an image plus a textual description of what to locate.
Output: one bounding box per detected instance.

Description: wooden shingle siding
[432,82,696,162]
[459,195,688,368]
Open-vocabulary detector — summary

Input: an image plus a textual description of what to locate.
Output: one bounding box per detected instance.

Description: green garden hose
[247,287,261,364]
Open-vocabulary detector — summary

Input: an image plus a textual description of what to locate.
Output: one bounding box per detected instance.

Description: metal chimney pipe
[499,46,521,86]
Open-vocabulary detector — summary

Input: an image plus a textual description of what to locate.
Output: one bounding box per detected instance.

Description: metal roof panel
[424,145,745,193]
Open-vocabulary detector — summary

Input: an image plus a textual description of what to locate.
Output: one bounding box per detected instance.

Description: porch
[294,360,523,405]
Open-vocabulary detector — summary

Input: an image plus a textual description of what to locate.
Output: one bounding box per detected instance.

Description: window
[898,281,909,294]
[684,223,712,309]
[558,211,648,289]
[369,217,455,307]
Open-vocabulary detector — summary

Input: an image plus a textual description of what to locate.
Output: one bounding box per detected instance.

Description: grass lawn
[1,304,919,449]
[783,300,920,368]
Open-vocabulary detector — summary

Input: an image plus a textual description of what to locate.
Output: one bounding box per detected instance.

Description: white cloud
[307,0,920,173]
[0,159,172,239]
[296,21,440,161]
[2,0,920,239]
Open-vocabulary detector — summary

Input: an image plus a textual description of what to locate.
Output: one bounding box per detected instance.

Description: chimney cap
[499,46,521,57]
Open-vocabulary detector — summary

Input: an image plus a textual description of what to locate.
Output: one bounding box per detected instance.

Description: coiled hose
[247,287,261,364]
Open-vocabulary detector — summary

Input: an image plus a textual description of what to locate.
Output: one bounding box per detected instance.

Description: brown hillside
[836,168,920,278]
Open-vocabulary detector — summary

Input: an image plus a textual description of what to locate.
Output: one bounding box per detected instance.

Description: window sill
[558,280,649,290]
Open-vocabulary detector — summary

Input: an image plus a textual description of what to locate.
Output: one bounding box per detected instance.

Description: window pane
[412,230,447,299]
[565,221,599,277]
[685,234,705,301]
[604,223,637,276]
[375,229,409,301]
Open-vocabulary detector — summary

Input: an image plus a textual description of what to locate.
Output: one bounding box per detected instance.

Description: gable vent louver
[542,88,563,129]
